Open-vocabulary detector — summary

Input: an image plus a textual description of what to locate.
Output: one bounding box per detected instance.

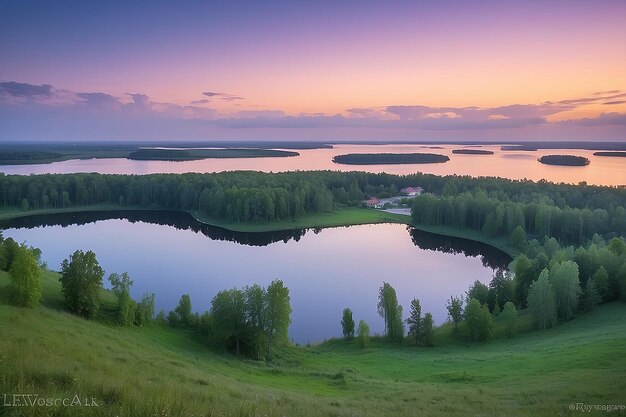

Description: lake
[0,144,624,186]
[0,210,510,344]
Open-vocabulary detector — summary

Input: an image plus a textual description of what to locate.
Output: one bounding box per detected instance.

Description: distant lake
[0,211,510,343]
[0,144,624,186]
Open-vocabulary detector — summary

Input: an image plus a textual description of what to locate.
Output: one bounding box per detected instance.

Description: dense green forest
[332,153,450,164]
[1,171,625,237]
[127,148,299,161]
[538,155,590,166]
[451,149,494,155]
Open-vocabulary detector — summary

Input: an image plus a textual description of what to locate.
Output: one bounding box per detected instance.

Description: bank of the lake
[0,205,518,258]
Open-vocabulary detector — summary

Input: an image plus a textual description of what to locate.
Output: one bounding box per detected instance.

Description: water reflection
[0,210,511,268]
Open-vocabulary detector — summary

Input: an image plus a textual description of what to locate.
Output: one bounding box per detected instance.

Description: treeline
[1,171,625,226]
[333,153,450,164]
[411,187,626,246]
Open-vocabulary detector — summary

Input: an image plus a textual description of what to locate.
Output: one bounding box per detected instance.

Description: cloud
[202,91,244,101]
[191,99,210,105]
[76,92,121,108]
[561,112,626,127]
[0,81,53,98]
[604,100,626,105]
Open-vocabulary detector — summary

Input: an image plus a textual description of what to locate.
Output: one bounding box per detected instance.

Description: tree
[583,278,601,312]
[501,302,517,338]
[446,295,463,332]
[211,289,248,354]
[8,244,41,308]
[377,282,404,342]
[341,308,355,340]
[174,294,193,326]
[466,280,489,306]
[420,312,434,347]
[464,298,493,341]
[244,284,266,358]
[60,250,104,318]
[487,270,514,312]
[592,266,610,302]
[510,225,526,249]
[135,292,156,326]
[527,269,557,330]
[406,298,422,347]
[549,260,581,321]
[108,272,136,326]
[357,320,370,348]
[264,280,291,354]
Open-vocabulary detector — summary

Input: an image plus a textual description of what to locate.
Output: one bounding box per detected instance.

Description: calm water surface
[1,211,509,343]
[0,144,623,186]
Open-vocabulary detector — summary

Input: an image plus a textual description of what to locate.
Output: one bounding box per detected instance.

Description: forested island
[128,148,299,161]
[333,153,450,165]
[593,151,626,157]
[452,149,495,155]
[538,155,590,166]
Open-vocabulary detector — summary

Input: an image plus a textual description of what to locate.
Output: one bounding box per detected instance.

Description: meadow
[1,269,625,417]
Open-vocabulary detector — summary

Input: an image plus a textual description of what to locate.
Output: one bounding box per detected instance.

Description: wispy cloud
[202,91,244,101]
[0,81,53,98]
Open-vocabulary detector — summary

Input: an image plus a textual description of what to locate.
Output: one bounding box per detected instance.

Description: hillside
[1,270,625,416]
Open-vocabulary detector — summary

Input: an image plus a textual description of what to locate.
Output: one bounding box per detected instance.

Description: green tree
[264,280,292,354]
[341,308,355,340]
[510,225,526,249]
[60,250,104,319]
[527,269,557,330]
[446,295,463,332]
[406,298,422,347]
[466,280,489,306]
[8,244,41,308]
[592,266,610,302]
[357,320,370,348]
[549,260,581,321]
[583,278,601,312]
[211,289,248,354]
[135,292,156,326]
[244,284,266,359]
[464,298,493,341]
[501,301,517,338]
[377,282,404,342]
[108,272,136,326]
[174,294,193,326]
[420,312,434,347]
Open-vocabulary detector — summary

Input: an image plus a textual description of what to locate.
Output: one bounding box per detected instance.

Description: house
[400,186,424,196]
[364,197,383,208]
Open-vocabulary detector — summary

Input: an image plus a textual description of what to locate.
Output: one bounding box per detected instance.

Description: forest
[332,153,450,164]
[1,171,625,238]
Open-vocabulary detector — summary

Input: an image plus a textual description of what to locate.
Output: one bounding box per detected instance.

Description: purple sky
[1,0,625,141]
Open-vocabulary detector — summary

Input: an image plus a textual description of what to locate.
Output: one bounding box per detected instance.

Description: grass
[1,270,626,416]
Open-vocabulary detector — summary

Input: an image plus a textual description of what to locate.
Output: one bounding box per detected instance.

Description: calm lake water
[0,144,623,186]
[0,211,509,343]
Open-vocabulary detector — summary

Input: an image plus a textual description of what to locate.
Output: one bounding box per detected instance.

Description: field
[1,270,625,416]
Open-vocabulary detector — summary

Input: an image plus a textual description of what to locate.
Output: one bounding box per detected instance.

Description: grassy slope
[1,270,625,416]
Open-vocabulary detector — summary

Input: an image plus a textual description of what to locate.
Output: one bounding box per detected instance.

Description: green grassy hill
[1,270,625,416]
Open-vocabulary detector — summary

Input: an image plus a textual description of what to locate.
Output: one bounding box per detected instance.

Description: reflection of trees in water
[0,210,307,247]
[408,226,511,270]
[0,211,511,268]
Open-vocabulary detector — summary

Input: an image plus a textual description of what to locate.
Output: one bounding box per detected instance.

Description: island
[593,151,626,158]
[332,153,450,165]
[538,155,590,166]
[452,149,495,155]
[127,148,299,161]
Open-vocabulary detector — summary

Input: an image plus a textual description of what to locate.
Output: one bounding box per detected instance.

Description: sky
[1,0,625,142]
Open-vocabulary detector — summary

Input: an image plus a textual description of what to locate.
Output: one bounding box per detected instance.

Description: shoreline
[0,205,517,257]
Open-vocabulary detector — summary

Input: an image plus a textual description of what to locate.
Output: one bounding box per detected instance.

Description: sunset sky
[1,0,625,141]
